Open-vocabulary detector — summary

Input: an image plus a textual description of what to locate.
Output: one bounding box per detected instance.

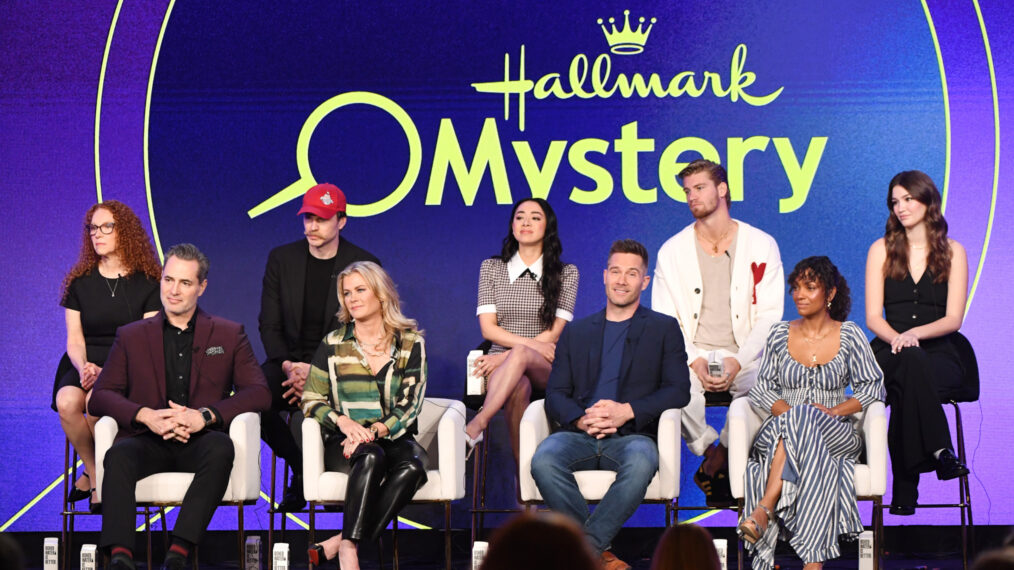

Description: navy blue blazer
[545,304,691,438]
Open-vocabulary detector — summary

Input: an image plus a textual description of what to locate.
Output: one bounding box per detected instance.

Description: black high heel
[67,473,92,502]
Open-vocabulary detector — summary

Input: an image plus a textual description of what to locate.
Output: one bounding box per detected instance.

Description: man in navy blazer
[531,240,690,570]
[90,244,271,570]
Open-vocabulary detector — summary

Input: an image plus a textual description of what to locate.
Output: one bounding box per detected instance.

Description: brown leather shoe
[600,550,631,570]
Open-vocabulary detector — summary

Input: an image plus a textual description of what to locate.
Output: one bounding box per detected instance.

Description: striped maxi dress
[742,321,885,569]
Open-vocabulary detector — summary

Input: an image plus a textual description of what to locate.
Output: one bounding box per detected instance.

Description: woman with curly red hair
[54,200,162,504]
[865,170,970,515]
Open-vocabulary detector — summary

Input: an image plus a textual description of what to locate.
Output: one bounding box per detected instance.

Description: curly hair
[884,170,951,283]
[498,198,565,330]
[61,200,162,300]
[337,261,420,335]
[788,256,852,321]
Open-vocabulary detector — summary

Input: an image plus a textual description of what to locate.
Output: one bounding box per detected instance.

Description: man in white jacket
[652,159,784,506]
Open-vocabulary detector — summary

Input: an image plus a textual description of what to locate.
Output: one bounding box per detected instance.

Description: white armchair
[302,397,466,570]
[93,412,261,567]
[728,398,887,569]
[518,399,681,525]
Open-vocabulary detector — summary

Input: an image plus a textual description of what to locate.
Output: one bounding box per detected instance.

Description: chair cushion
[133,473,239,503]
[853,464,871,497]
[315,469,449,502]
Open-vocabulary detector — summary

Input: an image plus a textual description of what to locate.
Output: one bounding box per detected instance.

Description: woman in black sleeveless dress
[864,170,970,515]
[54,201,161,503]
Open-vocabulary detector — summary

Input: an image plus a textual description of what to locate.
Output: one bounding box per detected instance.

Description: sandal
[738,504,772,544]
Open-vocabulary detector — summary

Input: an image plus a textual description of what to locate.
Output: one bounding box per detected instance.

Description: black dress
[871,271,964,505]
[51,270,160,410]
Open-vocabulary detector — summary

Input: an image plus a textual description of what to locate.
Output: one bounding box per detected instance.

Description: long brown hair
[883,170,951,283]
[61,200,162,299]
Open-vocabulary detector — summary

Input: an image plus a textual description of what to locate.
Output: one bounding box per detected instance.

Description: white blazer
[651,219,784,368]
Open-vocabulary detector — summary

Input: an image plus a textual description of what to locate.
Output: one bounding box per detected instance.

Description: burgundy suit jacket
[89,308,271,439]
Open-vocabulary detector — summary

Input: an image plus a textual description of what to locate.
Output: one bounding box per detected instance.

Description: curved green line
[259,490,311,530]
[681,509,720,525]
[921,0,951,212]
[144,0,175,263]
[94,1,123,204]
[967,1,1000,313]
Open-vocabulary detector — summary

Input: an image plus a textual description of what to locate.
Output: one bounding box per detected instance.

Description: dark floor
[9,525,1008,569]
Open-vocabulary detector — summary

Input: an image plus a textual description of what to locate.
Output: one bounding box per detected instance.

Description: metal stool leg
[268,450,277,549]
[953,402,973,569]
[392,516,399,570]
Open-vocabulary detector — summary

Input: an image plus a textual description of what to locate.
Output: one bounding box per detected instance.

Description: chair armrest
[657,408,681,500]
[519,400,550,501]
[728,397,763,499]
[227,412,260,501]
[858,401,887,496]
[434,398,467,500]
[302,418,326,502]
[93,416,118,504]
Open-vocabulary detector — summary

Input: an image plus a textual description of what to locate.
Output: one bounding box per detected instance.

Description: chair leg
[145,506,153,570]
[737,499,744,570]
[268,451,276,550]
[952,402,972,568]
[393,515,400,570]
[61,439,70,570]
[308,503,316,570]
[873,496,882,570]
[471,439,481,545]
[237,504,245,570]
[445,501,452,570]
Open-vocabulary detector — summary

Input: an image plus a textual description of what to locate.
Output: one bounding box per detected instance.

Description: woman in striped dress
[739,256,885,570]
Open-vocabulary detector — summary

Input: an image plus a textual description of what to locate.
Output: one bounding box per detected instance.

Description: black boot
[935,449,969,481]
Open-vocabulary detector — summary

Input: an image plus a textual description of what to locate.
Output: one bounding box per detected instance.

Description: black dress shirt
[164,313,197,407]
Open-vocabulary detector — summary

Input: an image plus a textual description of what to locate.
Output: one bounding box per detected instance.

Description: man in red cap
[257,183,380,511]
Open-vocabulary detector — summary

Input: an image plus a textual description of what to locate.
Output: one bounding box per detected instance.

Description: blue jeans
[530,431,658,553]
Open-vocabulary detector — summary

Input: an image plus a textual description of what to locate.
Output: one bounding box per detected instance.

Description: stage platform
[8,526,1011,569]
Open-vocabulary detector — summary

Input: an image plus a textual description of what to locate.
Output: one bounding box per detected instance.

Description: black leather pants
[324,435,429,542]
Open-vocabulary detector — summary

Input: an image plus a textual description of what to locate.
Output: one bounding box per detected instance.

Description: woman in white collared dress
[464,198,579,462]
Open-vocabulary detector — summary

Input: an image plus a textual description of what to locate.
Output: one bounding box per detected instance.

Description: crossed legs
[465,346,551,463]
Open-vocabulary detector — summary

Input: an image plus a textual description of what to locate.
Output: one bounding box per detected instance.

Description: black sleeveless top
[882,271,948,333]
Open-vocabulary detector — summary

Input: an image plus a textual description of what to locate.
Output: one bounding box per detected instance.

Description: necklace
[800,324,835,364]
[695,222,733,254]
[103,276,120,298]
[354,329,391,358]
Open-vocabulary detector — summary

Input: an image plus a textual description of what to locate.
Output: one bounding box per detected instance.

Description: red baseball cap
[297,183,347,219]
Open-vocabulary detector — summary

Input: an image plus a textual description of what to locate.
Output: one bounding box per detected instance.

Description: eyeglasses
[86,222,116,235]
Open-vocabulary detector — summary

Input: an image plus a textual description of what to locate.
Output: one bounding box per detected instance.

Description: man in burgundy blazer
[89,244,271,570]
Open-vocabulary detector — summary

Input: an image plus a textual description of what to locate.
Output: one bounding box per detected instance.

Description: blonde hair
[337,261,419,334]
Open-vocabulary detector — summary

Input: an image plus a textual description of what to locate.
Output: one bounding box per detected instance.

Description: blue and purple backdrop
[2,0,1012,533]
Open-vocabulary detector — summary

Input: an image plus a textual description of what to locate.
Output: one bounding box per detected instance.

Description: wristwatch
[199,407,215,427]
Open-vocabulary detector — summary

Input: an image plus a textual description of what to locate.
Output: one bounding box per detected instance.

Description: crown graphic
[597,10,656,55]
